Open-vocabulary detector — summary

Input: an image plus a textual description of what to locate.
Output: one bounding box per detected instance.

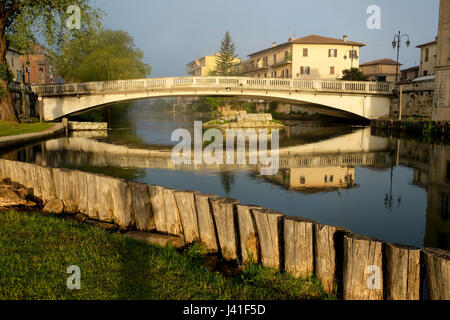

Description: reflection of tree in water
[220,171,235,195]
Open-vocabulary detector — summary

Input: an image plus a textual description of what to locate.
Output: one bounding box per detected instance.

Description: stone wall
[390,81,435,119]
[8,82,34,117]
[0,159,449,300]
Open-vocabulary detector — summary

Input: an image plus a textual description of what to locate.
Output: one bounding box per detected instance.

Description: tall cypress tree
[214,31,238,76]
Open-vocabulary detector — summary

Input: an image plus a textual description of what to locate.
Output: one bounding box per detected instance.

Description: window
[300,66,310,75]
[273,54,277,64]
[264,72,267,78]
[330,66,335,75]
[349,50,357,59]
[424,70,428,76]
[11,58,14,67]
[285,69,289,78]
[329,49,337,57]
[263,56,268,67]
[425,48,429,62]
[300,176,306,184]
[303,48,308,57]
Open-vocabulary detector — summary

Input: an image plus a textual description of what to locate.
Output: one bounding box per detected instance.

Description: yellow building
[290,167,355,190]
[240,34,365,80]
[434,0,450,120]
[417,40,437,77]
[359,58,401,82]
[187,54,241,76]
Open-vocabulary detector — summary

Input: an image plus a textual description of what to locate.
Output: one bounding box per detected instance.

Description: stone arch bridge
[32,77,395,121]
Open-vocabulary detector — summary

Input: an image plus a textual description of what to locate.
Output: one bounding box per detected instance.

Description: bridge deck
[33,77,395,97]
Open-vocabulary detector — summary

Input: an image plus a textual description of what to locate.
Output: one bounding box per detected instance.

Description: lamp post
[392,31,411,83]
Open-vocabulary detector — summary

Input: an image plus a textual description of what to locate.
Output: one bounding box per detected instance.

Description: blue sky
[96,0,440,77]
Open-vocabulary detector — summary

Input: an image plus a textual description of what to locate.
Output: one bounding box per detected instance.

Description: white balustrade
[34,76,395,96]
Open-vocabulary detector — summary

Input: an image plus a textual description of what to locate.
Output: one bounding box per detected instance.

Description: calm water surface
[2,105,449,250]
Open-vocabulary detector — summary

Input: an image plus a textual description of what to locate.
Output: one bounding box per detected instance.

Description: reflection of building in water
[425,144,450,249]
[264,166,355,194]
[398,139,450,250]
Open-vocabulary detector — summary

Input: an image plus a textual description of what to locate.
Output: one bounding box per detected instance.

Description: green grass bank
[0,121,53,137]
[0,210,334,300]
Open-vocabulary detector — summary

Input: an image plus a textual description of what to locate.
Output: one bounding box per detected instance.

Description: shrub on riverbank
[0,210,334,300]
[0,121,53,137]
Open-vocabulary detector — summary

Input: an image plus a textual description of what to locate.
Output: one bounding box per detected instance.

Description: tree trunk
[0,12,19,123]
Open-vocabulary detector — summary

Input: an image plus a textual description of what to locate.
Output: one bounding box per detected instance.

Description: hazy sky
[96,0,440,77]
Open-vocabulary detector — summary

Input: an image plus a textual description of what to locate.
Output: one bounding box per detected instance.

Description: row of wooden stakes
[0,159,448,300]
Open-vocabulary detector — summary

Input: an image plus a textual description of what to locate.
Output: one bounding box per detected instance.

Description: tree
[55,30,151,82]
[0,0,102,122]
[214,31,239,76]
[341,68,369,81]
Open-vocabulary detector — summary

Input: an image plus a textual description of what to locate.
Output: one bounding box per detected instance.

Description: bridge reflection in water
[2,127,449,250]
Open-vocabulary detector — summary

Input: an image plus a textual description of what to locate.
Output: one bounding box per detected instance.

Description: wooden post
[398,85,403,121]
[195,193,220,253]
[252,208,284,269]
[210,198,240,261]
[284,216,315,279]
[423,248,450,300]
[162,188,184,238]
[236,204,262,264]
[343,233,384,300]
[314,224,348,295]
[148,185,167,233]
[174,190,200,244]
[385,243,422,300]
[129,182,155,231]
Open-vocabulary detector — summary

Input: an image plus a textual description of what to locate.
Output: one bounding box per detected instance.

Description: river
[1,103,449,251]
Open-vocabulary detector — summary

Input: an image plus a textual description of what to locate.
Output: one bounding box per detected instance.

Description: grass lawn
[0,210,334,300]
[0,121,53,137]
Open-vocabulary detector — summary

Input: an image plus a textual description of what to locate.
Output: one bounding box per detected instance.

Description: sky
[96,0,440,77]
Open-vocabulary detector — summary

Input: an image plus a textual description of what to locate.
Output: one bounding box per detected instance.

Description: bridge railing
[33,77,395,96]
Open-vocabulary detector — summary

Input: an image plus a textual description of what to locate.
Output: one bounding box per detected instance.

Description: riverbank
[0,123,64,149]
[0,121,54,137]
[0,209,332,300]
[370,119,450,144]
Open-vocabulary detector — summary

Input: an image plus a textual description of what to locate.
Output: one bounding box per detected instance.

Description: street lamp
[392,31,411,83]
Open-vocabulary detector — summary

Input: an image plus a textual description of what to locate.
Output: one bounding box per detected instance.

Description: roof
[359,58,402,67]
[248,34,365,57]
[412,75,436,82]
[290,34,365,47]
[417,40,437,48]
[401,66,420,72]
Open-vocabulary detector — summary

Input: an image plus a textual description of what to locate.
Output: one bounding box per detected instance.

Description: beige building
[434,0,450,120]
[359,58,401,82]
[6,48,23,82]
[239,34,365,80]
[187,54,240,76]
[400,66,420,83]
[290,167,355,190]
[417,40,437,77]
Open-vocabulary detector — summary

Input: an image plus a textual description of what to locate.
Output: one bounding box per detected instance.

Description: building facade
[401,66,420,83]
[187,54,240,76]
[434,0,450,120]
[417,40,437,77]
[239,34,365,80]
[6,48,23,82]
[20,44,57,85]
[359,58,401,82]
